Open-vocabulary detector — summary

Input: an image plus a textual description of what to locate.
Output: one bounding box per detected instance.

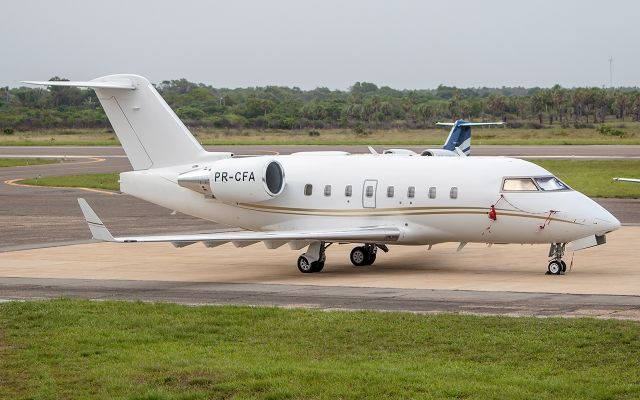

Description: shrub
[525,122,544,129]
[3,127,14,135]
[352,123,370,136]
[308,130,320,137]
[596,125,626,137]
[508,121,524,129]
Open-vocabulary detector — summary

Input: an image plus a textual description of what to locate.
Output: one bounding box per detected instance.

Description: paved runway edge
[1,277,639,321]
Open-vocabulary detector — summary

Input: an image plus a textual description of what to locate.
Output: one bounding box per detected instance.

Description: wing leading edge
[77,198,401,247]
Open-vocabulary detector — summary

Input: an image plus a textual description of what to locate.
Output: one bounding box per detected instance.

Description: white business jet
[25,75,621,275]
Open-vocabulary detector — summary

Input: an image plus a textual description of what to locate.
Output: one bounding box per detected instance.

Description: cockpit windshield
[534,176,570,191]
[502,176,571,192]
[502,178,538,191]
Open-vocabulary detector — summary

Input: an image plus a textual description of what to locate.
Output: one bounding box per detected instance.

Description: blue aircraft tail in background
[436,120,504,155]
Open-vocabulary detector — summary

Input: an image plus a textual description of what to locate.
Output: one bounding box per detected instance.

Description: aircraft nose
[592,210,621,233]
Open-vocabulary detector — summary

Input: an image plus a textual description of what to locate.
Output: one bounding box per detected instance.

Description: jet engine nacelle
[420,149,458,157]
[178,158,285,202]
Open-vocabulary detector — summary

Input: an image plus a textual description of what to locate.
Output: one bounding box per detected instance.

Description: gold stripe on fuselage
[235,203,583,225]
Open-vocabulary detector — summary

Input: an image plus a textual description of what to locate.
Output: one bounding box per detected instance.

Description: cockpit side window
[502,178,538,191]
[535,176,570,191]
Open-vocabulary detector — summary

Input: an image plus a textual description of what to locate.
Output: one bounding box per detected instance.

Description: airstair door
[362,179,378,208]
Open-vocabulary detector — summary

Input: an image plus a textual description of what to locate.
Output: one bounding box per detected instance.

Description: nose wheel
[547,243,567,275]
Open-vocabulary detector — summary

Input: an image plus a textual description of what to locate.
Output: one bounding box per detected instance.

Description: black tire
[350,247,369,266]
[560,260,567,272]
[548,261,562,275]
[297,255,314,273]
[366,253,377,266]
[311,261,324,272]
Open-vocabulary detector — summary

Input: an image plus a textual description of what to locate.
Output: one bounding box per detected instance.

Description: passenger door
[362,179,377,208]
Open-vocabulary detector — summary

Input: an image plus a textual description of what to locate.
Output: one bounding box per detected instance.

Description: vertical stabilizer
[91,74,205,169]
[24,75,207,170]
[437,120,504,155]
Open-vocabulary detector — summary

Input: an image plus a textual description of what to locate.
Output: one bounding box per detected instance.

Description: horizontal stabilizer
[22,80,135,90]
[77,199,401,246]
[436,122,504,127]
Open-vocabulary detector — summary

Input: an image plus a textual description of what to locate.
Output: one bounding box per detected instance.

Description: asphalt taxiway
[1,145,639,319]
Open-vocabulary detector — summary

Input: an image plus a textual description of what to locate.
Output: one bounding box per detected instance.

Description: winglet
[77,198,115,241]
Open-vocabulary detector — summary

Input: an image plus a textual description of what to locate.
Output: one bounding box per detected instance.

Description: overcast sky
[1,0,638,89]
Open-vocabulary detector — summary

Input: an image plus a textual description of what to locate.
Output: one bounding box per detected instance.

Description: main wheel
[548,260,562,275]
[350,247,369,266]
[297,255,314,273]
[366,253,377,265]
[311,261,325,272]
[561,260,567,272]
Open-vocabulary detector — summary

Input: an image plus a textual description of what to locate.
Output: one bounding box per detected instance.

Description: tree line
[2,77,640,131]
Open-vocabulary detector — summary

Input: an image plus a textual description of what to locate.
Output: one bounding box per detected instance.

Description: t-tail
[436,120,504,155]
[23,75,231,170]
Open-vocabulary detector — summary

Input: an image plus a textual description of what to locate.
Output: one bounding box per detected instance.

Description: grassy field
[2,125,640,146]
[0,300,638,399]
[19,173,120,191]
[533,160,640,198]
[0,158,59,167]
[15,160,640,198]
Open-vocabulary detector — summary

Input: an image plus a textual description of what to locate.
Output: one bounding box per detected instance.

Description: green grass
[0,158,59,167]
[532,160,640,198]
[2,126,640,145]
[0,300,638,399]
[15,160,640,198]
[19,173,119,191]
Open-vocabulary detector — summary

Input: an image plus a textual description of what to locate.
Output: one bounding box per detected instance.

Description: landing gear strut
[350,244,381,267]
[297,241,329,273]
[547,242,567,275]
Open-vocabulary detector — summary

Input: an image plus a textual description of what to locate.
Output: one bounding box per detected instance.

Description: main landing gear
[297,241,328,273]
[350,244,380,267]
[547,242,567,275]
[296,242,388,273]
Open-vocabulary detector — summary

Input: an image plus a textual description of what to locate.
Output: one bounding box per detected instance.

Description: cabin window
[502,178,538,191]
[535,176,570,191]
[387,186,395,198]
[450,187,458,199]
[428,186,437,199]
[407,186,415,198]
[366,185,374,197]
[345,185,352,197]
[324,185,332,196]
[304,184,313,196]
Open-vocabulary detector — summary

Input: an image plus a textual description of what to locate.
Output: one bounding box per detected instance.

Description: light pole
[609,57,614,88]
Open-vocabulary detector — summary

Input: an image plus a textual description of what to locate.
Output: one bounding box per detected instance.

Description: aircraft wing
[78,198,400,248]
[613,178,640,183]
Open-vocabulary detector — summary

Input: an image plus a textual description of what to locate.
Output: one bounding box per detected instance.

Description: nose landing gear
[547,242,567,275]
